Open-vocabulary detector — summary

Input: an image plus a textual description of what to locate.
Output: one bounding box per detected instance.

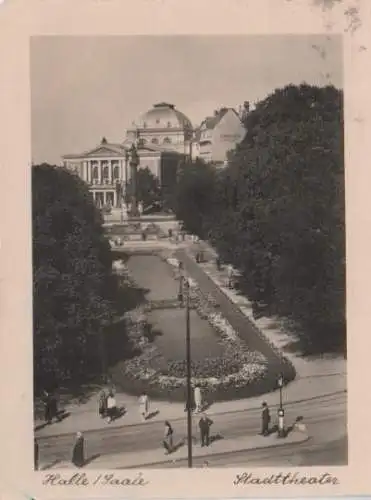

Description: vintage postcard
[1,0,370,498]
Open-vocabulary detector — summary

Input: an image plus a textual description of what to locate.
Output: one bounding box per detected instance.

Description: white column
[113,189,117,207]
[109,160,113,184]
[98,161,102,184]
[103,191,106,205]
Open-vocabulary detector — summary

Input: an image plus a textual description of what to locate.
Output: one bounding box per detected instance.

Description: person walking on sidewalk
[194,384,202,413]
[106,391,117,423]
[261,402,271,436]
[34,438,39,470]
[98,388,107,418]
[72,432,85,468]
[199,414,213,447]
[139,391,150,421]
[163,421,174,454]
[227,264,234,288]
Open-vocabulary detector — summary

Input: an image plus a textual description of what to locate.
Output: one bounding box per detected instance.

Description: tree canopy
[127,166,161,208]
[174,84,345,354]
[33,164,116,392]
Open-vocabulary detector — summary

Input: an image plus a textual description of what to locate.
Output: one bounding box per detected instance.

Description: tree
[172,158,216,237]
[33,164,117,392]
[127,167,161,208]
[175,84,345,354]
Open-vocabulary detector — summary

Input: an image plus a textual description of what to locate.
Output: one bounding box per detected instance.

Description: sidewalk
[183,240,347,379]
[34,376,345,438]
[40,429,309,470]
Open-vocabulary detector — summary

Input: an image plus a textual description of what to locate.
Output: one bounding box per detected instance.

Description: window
[103,166,109,179]
[151,137,159,144]
[167,121,172,128]
[156,119,160,124]
[92,167,98,179]
[163,137,171,144]
[143,122,147,128]
[113,166,119,179]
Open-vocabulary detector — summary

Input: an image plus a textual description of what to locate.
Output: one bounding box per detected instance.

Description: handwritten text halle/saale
[234,472,339,486]
[42,472,149,487]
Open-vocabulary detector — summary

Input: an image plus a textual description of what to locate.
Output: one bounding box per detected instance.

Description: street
[135,437,347,468]
[38,390,346,468]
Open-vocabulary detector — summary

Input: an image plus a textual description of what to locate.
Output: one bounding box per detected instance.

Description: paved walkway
[39,429,309,470]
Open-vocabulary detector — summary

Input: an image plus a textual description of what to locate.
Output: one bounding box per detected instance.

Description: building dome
[137,102,193,131]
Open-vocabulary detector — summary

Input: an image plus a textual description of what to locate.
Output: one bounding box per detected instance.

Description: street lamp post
[277,373,285,438]
[183,277,193,468]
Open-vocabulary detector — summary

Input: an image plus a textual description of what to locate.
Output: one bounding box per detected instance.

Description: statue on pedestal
[129,138,140,217]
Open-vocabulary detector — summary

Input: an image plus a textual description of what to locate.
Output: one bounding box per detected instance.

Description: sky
[30,35,343,165]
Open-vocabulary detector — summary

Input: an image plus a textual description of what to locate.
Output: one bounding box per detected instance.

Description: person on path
[139,392,150,421]
[261,402,271,436]
[72,432,85,468]
[227,264,234,288]
[106,391,117,423]
[34,438,39,470]
[42,390,61,424]
[199,414,213,447]
[194,385,202,413]
[216,256,222,271]
[163,421,174,454]
[98,389,107,419]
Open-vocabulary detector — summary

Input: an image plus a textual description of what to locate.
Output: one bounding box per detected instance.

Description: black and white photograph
[30,34,347,472]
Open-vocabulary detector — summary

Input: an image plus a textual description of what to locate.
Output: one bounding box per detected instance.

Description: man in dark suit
[261,402,270,436]
[199,414,213,447]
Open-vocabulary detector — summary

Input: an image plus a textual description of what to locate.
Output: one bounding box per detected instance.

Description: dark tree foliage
[33,164,117,392]
[172,158,216,237]
[176,84,345,354]
[127,166,161,208]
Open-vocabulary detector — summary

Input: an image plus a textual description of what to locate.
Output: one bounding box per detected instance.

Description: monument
[129,138,140,217]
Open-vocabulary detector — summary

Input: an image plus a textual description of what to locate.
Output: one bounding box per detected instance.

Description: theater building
[62,102,193,207]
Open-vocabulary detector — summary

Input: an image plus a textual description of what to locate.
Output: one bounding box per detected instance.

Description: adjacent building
[193,107,246,165]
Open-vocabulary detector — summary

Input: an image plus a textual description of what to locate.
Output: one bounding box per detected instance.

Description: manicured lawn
[149,308,223,362]
[126,254,223,361]
[126,255,179,301]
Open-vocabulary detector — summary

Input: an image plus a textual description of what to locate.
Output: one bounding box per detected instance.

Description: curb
[34,390,345,441]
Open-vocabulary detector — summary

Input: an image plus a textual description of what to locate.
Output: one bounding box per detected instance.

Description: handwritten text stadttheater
[234,472,339,486]
[42,472,149,487]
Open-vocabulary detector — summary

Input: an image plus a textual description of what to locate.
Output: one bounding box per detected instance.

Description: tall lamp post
[277,373,285,438]
[178,266,193,468]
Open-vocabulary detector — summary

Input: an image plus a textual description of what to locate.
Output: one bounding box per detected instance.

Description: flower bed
[108,260,279,402]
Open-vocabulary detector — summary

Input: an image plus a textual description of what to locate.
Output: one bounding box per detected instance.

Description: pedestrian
[72,432,85,468]
[42,390,52,425]
[168,228,173,239]
[261,402,271,436]
[227,264,234,288]
[194,384,202,413]
[199,414,213,447]
[34,438,39,470]
[163,421,174,454]
[98,388,107,418]
[106,391,117,423]
[216,256,221,271]
[139,391,150,421]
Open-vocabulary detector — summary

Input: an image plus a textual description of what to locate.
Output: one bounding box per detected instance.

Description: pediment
[85,146,125,158]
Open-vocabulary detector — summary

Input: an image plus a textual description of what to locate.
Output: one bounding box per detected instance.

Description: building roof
[132,102,193,131]
[194,107,240,141]
[62,139,128,159]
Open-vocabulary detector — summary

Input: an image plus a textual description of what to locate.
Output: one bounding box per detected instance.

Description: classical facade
[62,138,184,209]
[193,107,246,165]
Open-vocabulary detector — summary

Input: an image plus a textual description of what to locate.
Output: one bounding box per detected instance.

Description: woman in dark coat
[72,432,85,467]
[163,421,174,454]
